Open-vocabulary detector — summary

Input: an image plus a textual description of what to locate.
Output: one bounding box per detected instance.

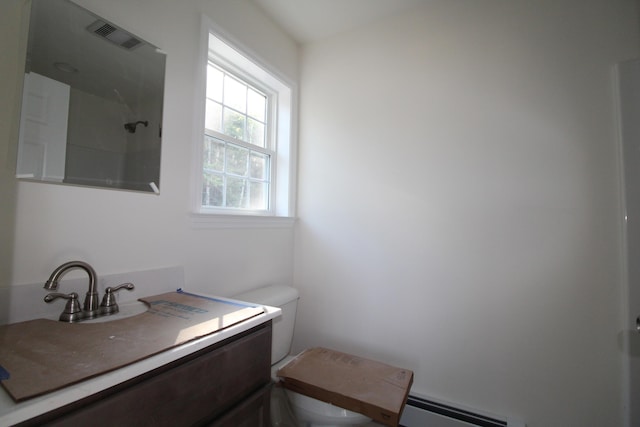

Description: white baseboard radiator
[399,395,525,427]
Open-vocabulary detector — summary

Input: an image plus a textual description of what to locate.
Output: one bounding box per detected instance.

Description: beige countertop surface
[0,290,281,426]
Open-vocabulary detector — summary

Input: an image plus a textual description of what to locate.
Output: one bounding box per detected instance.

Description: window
[193,21,295,222]
[203,64,271,210]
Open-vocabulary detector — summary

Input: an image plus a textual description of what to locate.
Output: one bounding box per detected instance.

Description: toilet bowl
[271,355,372,427]
[285,387,372,426]
[233,285,373,427]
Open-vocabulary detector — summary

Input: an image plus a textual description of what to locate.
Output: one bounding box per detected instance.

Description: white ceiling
[250,0,424,44]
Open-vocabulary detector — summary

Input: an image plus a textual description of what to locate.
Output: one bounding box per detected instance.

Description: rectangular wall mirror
[17,0,166,193]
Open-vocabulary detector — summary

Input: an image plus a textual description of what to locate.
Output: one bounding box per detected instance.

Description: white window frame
[191,15,296,228]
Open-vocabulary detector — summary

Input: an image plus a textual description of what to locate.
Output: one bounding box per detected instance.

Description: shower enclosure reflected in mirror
[16,0,166,193]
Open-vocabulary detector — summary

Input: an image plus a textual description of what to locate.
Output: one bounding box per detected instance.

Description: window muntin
[203,62,273,211]
[202,135,270,210]
[205,63,267,148]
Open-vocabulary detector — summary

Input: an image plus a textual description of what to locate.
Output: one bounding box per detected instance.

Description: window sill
[189,213,296,229]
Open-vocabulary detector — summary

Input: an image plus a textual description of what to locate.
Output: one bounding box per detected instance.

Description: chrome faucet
[44,260,100,319]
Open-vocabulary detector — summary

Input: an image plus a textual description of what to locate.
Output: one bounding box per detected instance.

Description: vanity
[0,289,281,426]
[5,0,278,421]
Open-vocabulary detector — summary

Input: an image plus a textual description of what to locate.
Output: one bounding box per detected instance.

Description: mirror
[17,0,166,193]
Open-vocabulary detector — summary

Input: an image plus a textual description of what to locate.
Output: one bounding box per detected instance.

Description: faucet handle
[100,283,135,315]
[44,292,83,323]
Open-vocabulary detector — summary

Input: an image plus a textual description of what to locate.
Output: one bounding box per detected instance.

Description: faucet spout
[44,261,99,318]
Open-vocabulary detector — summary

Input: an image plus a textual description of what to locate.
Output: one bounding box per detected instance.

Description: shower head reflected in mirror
[124,120,148,133]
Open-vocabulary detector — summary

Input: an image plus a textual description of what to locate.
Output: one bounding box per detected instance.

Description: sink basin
[82,300,149,323]
[43,300,149,323]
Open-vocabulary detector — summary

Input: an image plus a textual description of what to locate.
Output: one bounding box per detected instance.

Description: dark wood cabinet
[207,383,271,427]
[18,321,272,427]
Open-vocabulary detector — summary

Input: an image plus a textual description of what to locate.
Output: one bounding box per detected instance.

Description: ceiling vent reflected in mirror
[86,20,142,50]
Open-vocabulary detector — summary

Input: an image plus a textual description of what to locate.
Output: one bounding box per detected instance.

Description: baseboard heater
[400,395,523,427]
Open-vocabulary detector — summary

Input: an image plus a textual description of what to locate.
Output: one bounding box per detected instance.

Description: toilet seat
[277,347,413,427]
[271,355,295,380]
[273,353,372,426]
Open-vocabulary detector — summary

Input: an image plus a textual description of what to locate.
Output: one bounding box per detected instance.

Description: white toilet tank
[232,285,299,365]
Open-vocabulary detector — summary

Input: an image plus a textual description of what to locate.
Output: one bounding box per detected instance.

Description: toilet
[233,285,373,427]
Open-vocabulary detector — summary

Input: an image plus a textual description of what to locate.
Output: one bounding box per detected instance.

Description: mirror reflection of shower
[16,0,166,193]
[124,120,148,133]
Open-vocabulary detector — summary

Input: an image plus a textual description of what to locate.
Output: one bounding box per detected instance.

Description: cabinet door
[208,383,271,427]
[29,323,271,427]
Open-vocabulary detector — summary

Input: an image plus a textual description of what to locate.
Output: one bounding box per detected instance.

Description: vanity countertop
[0,291,281,426]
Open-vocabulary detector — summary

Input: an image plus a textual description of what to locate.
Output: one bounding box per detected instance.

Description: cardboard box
[277,347,413,427]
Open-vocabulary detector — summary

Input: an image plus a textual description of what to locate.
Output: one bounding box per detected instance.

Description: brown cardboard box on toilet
[276,347,413,427]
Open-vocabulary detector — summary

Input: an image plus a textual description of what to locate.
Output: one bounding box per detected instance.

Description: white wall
[4,0,639,425]
[6,0,298,297]
[294,1,639,426]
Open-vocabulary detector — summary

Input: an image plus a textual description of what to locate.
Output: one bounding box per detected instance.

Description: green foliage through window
[205,63,267,148]
[202,135,270,210]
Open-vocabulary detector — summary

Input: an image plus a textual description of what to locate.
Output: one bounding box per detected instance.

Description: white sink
[82,300,149,323]
[43,300,149,323]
